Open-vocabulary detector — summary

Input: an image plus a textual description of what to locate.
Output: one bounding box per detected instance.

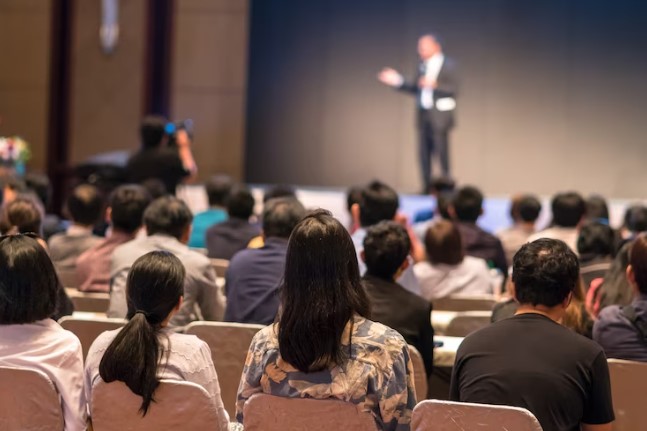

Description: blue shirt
[188,208,228,248]
[224,237,288,325]
[593,293,647,362]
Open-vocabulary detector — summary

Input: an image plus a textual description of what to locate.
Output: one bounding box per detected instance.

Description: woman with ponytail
[236,210,416,431]
[84,251,230,431]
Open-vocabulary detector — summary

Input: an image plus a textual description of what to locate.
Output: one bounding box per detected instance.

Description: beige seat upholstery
[65,288,111,313]
[408,345,427,402]
[608,358,647,431]
[243,393,377,431]
[57,268,78,288]
[444,311,492,337]
[210,258,230,278]
[0,366,64,431]
[58,315,126,359]
[185,321,265,418]
[91,379,223,430]
[433,294,496,312]
[412,399,542,431]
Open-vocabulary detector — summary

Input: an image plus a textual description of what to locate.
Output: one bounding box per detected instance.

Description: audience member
[85,251,230,430]
[246,184,298,249]
[586,194,610,225]
[620,204,647,242]
[126,116,197,194]
[450,186,508,274]
[206,186,260,260]
[346,185,363,234]
[0,195,43,237]
[528,191,586,253]
[0,235,86,430]
[362,221,435,378]
[414,176,456,223]
[189,175,232,248]
[76,185,151,292]
[237,210,416,429]
[451,239,614,431]
[351,180,422,294]
[594,235,647,362]
[23,173,66,240]
[224,197,305,324]
[414,220,495,300]
[586,241,634,317]
[496,194,541,265]
[108,196,224,326]
[49,184,103,272]
[140,177,169,200]
[578,221,615,289]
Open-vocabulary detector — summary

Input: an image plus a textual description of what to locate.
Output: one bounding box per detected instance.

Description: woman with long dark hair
[84,251,230,430]
[236,210,416,430]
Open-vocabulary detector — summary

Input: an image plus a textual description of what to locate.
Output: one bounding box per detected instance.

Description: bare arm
[175,129,198,182]
[581,423,613,431]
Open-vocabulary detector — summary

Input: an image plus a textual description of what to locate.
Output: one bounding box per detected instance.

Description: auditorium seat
[408,345,428,402]
[432,294,497,312]
[65,288,110,313]
[0,366,65,431]
[91,379,224,430]
[184,321,265,418]
[58,315,126,359]
[411,399,542,431]
[607,358,647,431]
[242,393,377,431]
[57,267,78,288]
[444,311,492,337]
[210,258,230,278]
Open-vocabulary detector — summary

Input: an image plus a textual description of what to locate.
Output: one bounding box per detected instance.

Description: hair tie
[135,309,149,318]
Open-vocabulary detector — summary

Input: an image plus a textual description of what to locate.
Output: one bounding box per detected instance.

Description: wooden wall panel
[68,0,147,164]
[0,0,52,172]
[171,0,249,181]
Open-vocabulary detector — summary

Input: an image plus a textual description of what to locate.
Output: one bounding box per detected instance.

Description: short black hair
[363,221,411,280]
[109,185,152,234]
[358,181,399,227]
[453,186,483,223]
[428,176,455,195]
[140,116,167,149]
[0,234,59,324]
[512,238,579,307]
[551,192,586,228]
[262,197,306,239]
[577,221,615,258]
[510,194,541,223]
[263,184,296,203]
[623,205,647,233]
[227,187,255,220]
[346,186,363,213]
[630,235,647,295]
[24,173,52,208]
[206,175,232,207]
[143,196,193,240]
[65,184,103,226]
[586,195,609,222]
[140,178,168,200]
[436,191,454,220]
[2,196,42,234]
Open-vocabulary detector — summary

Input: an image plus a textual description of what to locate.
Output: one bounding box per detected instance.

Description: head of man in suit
[143,196,193,244]
[351,180,399,229]
[418,34,442,60]
[362,221,411,282]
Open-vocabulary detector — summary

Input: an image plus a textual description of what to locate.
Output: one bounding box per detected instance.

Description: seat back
[210,258,230,278]
[412,399,542,431]
[444,311,492,337]
[433,294,496,312]
[607,358,647,431]
[408,345,427,401]
[91,379,222,431]
[243,393,377,431]
[185,321,265,417]
[57,268,78,288]
[0,366,64,431]
[59,315,126,359]
[65,288,111,313]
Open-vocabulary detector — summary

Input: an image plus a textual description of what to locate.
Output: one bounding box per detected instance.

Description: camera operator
[126,116,198,194]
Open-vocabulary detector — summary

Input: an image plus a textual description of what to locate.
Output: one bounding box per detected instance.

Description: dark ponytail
[99,251,185,415]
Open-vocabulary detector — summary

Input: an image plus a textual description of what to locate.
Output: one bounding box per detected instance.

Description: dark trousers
[418,110,450,190]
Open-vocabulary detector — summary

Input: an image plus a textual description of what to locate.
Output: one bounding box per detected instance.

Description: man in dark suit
[361,220,434,379]
[379,33,458,192]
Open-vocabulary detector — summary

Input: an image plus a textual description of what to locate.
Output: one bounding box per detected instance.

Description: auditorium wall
[246,0,647,198]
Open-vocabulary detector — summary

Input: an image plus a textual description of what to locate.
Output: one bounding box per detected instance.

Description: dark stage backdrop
[245,0,647,197]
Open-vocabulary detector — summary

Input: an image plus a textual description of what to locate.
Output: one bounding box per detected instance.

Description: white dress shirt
[0,319,87,431]
[420,53,445,109]
[414,256,495,301]
[85,327,230,431]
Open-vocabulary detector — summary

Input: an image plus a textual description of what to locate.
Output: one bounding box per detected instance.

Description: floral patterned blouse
[236,315,416,430]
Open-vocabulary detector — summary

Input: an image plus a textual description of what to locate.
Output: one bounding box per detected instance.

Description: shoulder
[166,332,212,360]
[413,261,434,277]
[250,324,279,351]
[48,232,66,245]
[181,248,212,269]
[353,317,408,357]
[463,256,490,271]
[49,321,83,352]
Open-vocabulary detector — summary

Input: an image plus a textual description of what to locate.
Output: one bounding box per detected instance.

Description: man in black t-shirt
[126,116,197,194]
[450,238,614,431]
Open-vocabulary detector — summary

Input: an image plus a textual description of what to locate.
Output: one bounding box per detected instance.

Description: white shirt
[414,256,495,301]
[420,53,445,109]
[527,227,579,255]
[0,319,87,431]
[85,327,230,431]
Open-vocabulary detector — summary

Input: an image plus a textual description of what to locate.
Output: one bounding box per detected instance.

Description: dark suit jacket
[363,274,434,377]
[398,56,458,130]
[456,222,508,275]
[206,218,261,260]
